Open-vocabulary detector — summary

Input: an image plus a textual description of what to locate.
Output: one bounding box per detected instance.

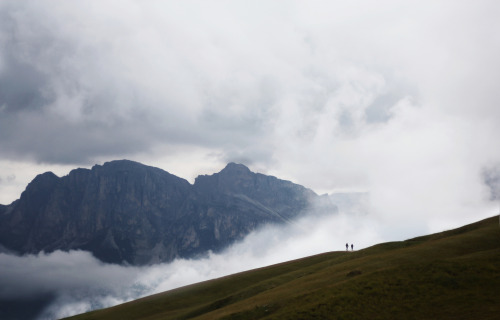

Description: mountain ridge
[0,160,337,265]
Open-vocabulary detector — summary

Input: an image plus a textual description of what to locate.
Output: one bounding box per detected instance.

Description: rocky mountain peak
[220,162,252,175]
[194,162,255,195]
[93,159,159,175]
[20,171,59,203]
[29,171,59,185]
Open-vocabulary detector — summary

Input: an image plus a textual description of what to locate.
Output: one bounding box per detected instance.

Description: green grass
[64,216,500,320]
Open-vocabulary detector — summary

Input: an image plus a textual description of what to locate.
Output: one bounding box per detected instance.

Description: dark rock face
[0,160,337,265]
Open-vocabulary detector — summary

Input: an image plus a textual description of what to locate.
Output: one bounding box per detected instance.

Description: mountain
[63,216,500,320]
[0,160,337,265]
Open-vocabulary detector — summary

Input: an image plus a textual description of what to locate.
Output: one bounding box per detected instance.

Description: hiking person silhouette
[351,244,354,251]
[346,243,348,251]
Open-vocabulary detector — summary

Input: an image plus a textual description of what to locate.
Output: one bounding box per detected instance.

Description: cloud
[0,2,499,317]
[1,1,499,186]
[0,250,138,300]
[483,164,500,201]
[2,1,495,167]
[0,210,387,320]
[0,1,198,163]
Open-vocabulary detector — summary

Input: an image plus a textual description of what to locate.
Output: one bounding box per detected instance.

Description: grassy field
[65,216,500,320]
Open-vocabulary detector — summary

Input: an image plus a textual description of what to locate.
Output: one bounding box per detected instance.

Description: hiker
[351,244,354,251]
[346,243,349,251]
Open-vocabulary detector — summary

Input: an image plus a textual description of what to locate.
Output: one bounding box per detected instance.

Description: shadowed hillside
[65,216,500,320]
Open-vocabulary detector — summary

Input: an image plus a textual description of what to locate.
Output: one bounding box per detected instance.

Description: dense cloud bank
[0,212,385,320]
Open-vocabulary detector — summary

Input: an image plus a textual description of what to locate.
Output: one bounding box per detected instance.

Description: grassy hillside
[65,216,500,320]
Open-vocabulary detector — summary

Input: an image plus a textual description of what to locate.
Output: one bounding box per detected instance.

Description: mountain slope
[64,216,500,320]
[0,160,336,265]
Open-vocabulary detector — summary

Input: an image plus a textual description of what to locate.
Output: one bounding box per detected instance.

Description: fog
[1,188,497,320]
[0,208,392,320]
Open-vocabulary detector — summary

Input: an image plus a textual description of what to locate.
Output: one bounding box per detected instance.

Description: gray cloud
[0,1,206,164]
[0,7,52,114]
[0,52,48,114]
[483,165,500,201]
[0,250,138,300]
[0,0,428,167]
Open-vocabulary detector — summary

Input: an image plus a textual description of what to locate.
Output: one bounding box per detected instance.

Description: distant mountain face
[0,160,337,265]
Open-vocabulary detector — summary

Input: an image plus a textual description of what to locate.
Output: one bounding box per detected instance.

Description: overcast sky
[1,1,500,319]
[1,1,500,231]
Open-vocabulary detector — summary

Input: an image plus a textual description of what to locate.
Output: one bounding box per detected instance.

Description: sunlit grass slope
[65,216,500,320]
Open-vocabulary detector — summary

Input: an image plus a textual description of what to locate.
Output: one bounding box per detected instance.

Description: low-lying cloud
[0,210,388,320]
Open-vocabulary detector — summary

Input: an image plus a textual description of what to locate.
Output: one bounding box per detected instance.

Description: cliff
[0,160,337,265]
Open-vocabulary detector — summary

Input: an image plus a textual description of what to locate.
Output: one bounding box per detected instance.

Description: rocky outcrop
[0,160,337,265]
